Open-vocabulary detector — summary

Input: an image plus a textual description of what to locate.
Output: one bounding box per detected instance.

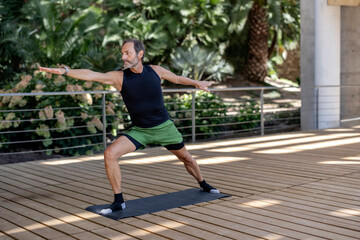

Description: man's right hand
[38,66,67,75]
[38,66,124,91]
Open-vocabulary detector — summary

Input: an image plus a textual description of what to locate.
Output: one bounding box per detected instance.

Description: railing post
[191,91,196,143]
[102,93,107,150]
[260,89,264,136]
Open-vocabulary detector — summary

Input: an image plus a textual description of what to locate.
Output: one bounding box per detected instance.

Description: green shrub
[164,91,261,140]
[234,99,261,130]
[0,73,262,156]
[0,72,124,156]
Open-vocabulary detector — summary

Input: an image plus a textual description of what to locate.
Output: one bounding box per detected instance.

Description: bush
[0,72,124,156]
[164,91,260,140]
[0,74,261,156]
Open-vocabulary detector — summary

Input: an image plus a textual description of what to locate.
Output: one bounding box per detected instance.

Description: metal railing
[313,85,360,128]
[0,87,301,158]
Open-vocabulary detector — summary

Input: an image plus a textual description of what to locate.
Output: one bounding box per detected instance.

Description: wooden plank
[135,214,234,240]
[214,200,360,239]
[91,226,147,240]
[0,216,45,240]
[196,204,351,240]
[175,208,308,239]
[239,195,360,231]
[0,232,15,240]
[155,211,289,240]
[124,219,200,240]
[0,188,148,238]
[246,191,360,222]
[0,206,67,239]
[0,197,84,235]
[71,231,122,240]
[1,127,360,239]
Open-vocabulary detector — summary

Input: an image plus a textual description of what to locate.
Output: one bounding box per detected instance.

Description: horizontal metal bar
[164,102,185,105]
[176,126,193,130]
[0,105,102,113]
[263,124,300,132]
[341,117,360,123]
[0,114,103,124]
[0,87,300,97]
[172,118,192,121]
[104,113,130,117]
[181,134,192,138]
[191,114,261,121]
[197,99,258,104]
[1,133,103,145]
[0,91,118,97]
[167,110,192,114]
[195,127,261,136]
[195,120,261,128]
[314,85,360,88]
[106,131,125,135]
[0,124,96,135]
[264,117,300,122]
[195,108,229,112]
[0,143,102,156]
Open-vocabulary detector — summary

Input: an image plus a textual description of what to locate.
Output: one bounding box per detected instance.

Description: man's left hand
[196,81,212,93]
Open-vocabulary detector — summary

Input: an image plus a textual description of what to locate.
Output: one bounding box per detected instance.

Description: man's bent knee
[104,136,136,164]
[179,155,195,165]
[104,147,119,163]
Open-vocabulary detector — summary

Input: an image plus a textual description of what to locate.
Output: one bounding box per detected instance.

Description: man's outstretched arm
[151,65,212,92]
[38,66,122,86]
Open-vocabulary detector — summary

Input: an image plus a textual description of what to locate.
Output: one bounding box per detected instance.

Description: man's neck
[130,63,144,74]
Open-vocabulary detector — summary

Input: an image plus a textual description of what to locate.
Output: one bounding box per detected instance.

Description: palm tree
[245,0,269,82]
[227,0,300,82]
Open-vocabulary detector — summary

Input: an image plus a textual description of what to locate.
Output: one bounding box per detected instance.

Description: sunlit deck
[1,127,360,240]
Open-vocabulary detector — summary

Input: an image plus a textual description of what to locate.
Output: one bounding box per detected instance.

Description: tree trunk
[245,1,269,82]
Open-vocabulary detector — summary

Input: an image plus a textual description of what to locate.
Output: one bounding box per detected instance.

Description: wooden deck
[1,127,360,240]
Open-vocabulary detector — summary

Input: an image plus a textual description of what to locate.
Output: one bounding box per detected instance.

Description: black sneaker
[199,180,220,194]
[99,202,126,215]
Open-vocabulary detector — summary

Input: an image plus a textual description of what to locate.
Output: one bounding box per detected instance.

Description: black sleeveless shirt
[121,65,170,128]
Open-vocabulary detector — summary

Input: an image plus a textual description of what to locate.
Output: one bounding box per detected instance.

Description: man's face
[121,42,141,69]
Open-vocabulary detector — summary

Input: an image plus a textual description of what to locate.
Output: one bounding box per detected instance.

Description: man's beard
[123,57,140,70]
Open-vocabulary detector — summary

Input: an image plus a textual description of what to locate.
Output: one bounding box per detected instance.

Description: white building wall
[314,0,341,128]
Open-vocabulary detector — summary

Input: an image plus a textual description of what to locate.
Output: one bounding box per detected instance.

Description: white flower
[44,106,54,119]
[54,75,65,84]
[39,110,46,120]
[85,81,93,88]
[83,93,93,105]
[14,75,32,91]
[81,112,88,120]
[89,117,103,131]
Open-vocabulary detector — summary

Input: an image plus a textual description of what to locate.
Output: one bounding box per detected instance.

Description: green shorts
[124,120,184,150]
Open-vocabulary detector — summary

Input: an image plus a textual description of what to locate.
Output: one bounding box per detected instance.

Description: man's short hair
[122,38,145,62]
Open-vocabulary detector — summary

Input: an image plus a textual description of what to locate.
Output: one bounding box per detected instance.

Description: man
[39,38,219,215]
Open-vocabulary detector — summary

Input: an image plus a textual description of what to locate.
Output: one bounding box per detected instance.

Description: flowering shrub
[0,72,261,157]
[0,72,125,156]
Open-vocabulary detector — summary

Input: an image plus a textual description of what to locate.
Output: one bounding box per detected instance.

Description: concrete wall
[315,1,341,129]
[300,0,316,130]
[301,0,342,130]
[341,7,360,126]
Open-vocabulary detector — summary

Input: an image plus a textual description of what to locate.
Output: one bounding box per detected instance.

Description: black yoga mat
[86,188,230,220]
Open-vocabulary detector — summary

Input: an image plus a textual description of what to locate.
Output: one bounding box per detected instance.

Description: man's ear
[138,50,144,60]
